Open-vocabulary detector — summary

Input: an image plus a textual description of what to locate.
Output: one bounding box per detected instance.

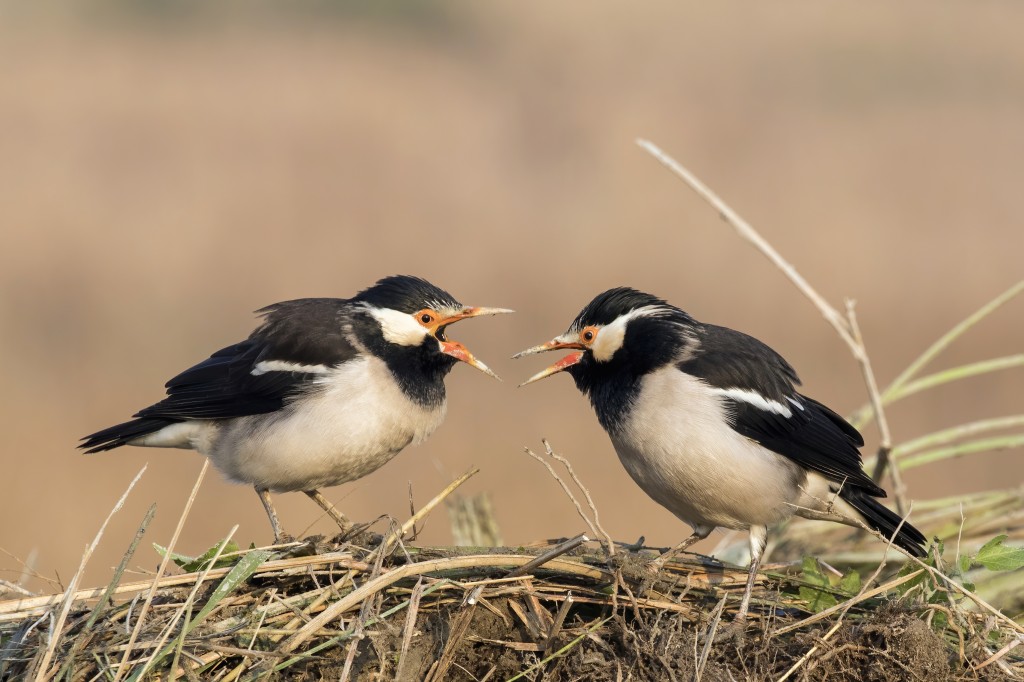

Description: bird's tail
[79,417,175,454]
[841,487,928,557]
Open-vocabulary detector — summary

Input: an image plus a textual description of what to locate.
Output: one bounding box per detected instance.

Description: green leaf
[154,540,243,571]
[895,561,930,595]
[838,569,861,595]
[188,549,273,628]
[957,553,972,576]
[799,586,838,612]
[799,557,839,612]
[800,556,828,586]
[974,535,1024,572]
[126,547,272,681]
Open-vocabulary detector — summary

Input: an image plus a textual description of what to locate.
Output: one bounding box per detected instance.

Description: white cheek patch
[368,307,430,347]
[590,305,667,363]
[591,320,625,362]
[709,387,794,418]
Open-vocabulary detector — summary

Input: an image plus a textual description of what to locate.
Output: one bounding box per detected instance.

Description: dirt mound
[3,530,1019,681]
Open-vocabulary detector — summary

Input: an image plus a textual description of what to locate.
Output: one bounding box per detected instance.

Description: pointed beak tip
[469,306,515,317]
[512,345,547,360]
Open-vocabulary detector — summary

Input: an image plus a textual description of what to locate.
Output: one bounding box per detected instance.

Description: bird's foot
[333,520,375,545]
[712,614,750,645]
[271,532,298,546]
[645,553,672,575]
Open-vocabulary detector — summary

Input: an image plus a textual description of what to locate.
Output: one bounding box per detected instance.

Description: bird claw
[713,615,751,645]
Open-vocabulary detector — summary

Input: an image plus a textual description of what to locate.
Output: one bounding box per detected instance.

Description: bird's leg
[256,487,292,544]
[708,526,767,645]
[648,526,712,573]
[304,489,355,536]
[737,522,770,622]
[736,547,762,622]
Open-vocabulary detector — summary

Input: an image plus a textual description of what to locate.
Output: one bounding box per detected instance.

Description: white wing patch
[709,387,794,418]
[251,360,333,376]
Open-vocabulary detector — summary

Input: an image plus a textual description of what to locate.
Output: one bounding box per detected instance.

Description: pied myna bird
[515,287,926,621]
[81,275,511,543]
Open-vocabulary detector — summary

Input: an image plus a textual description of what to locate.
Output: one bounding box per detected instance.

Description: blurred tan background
[1,1,1021,594]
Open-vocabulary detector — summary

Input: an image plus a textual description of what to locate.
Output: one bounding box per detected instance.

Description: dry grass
[1,474,1021,681]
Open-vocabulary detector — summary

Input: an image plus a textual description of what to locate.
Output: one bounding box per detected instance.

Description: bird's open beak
[435,306,514,381]
[512,335,585,387]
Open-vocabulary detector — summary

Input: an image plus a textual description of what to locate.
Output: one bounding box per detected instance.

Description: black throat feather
[567,292,699,434]
[349,311,455,408]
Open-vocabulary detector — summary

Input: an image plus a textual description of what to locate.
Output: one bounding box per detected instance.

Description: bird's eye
[416,309,436,325]
[421,314,433,323]
[580,326,598,343]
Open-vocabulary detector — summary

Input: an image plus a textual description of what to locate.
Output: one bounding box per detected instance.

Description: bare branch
[522,446,603,549]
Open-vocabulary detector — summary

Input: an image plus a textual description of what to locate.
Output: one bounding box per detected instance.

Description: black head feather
[561,288,700,433]
[569,287,676,331]
[354,275,461,313]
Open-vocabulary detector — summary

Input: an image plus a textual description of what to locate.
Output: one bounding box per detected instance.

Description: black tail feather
[841,488,928,557]
[79,417,176,454]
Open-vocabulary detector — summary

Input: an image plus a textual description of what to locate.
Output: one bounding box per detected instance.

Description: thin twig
[369,468,479,561]
[695,595,727,682]
[466,534,590,605]
[847,300,905,510]
[523,446,602,544]
[542,440,616,556]
[393,578,424,681]
[637,139,857,347]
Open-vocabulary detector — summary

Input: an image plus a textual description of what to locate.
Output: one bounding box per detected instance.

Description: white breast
[205,356,447,492]
[609,366,806,532]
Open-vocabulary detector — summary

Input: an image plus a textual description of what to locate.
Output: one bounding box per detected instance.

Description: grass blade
[32,465,147,682]
[58,503,157,681]
[898,433,1024,471]
[188,548,274,628]
[850,280,1024,428]
[893,416,1024,456]
[884,280,1024,396]
[886,355,1024,404]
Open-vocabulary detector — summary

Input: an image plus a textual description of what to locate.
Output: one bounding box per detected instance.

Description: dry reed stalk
[112,459,208,682]
[31,465,146,681]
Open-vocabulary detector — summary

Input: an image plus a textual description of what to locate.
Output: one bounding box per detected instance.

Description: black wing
[725,394,881,495]
[81,299,358,451]
[138,299,359,421]
[135,340,316,421]
[680,324,882,495]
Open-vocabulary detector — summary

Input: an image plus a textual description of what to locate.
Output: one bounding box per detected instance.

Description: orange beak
[512,334,586,387]
[434,306,513,380]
